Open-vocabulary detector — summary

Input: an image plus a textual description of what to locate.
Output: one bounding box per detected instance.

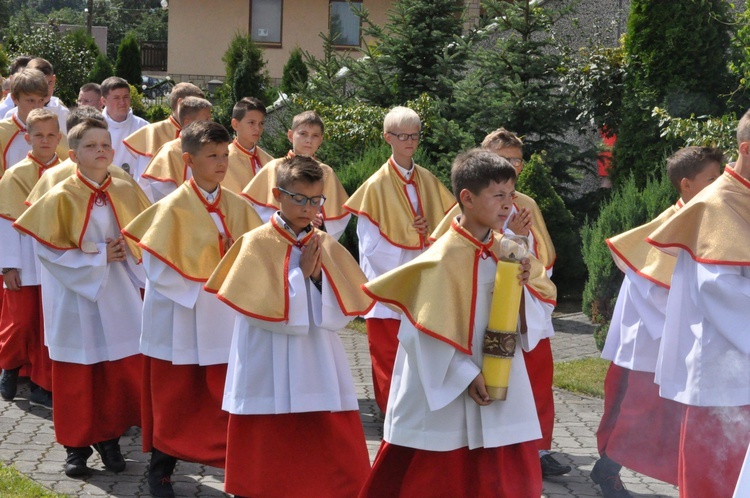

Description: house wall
[168,0,393,85]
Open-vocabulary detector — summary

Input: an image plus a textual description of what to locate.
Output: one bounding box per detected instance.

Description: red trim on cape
[605,239,671,290]
[123,140,151,158]
[525,284,557,307]
[320,265,375,317]
[342,207,424,250]
[2,117,23,170]
[726,165,750,189]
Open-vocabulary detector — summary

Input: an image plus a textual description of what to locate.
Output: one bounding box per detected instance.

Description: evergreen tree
[114,33,142,88]
[350,0,467,106]
[281,47,309,95]
[449,0,586,189]
[88,52,114,83]
[612,0,733,188]
[0,43,9,77]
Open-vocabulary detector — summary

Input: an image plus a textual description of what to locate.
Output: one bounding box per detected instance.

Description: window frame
[249,0,284,48]
[329,0,363,48]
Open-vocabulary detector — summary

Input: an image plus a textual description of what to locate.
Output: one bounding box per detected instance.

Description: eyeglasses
[278,187,327,207]
[503,157,524,167]
[388,132,421,141]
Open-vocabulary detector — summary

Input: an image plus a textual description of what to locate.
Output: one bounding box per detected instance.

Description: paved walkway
[0,312,678,497]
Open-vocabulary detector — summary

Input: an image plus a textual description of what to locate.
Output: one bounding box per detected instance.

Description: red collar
[189,177,222,212]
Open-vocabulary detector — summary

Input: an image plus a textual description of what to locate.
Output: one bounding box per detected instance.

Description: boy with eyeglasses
[242,110,350,240]
[206,154,373,498]
[343,106,456,413]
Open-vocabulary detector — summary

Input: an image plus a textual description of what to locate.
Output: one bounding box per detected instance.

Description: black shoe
[0,368,20,401]
[540,453,572,477]
[28,385,52,408]
[148,448,178,498]
[64,446,93,477]
[591,457,633,498]
[93,438,126,473]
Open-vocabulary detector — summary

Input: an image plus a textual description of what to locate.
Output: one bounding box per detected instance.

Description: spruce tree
[612,0,733,188]
[281,47,308,95]
[114,33,142,88]
[88,52,114,83]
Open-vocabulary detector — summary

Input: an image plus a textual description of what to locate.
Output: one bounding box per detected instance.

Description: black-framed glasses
[278,187,327,207]
[388,132,421,141]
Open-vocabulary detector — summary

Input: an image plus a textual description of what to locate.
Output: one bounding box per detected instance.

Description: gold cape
[0,115,70,176]
[648,168,750,265]
[122,178,262,282]
[205,217,374,321]
[0,154,61,221]
[122,115,181,157]
[344,158,457,250]
[363,220,557,354]
[25,159,141,206]
[242,152,350,221]
[430,192,556,270]
[606,202,682,288]
[14,170,151,254]
[141,138,186,185]
[222,140,273,194]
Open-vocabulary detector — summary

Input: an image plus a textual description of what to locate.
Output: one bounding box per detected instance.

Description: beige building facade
[168,0,393,86]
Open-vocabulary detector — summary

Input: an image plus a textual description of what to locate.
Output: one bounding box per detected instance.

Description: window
[330,1,361,47]
[251,0,282,45]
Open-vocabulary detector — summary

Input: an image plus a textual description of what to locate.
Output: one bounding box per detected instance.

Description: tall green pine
[115,33,142,88]
[281,47,309,95]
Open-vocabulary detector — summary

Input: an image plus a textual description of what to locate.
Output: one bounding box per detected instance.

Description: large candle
[482,234,528,400]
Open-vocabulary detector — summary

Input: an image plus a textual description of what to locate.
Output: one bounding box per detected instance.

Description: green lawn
[553,357,609,398]
[0,464,63,498]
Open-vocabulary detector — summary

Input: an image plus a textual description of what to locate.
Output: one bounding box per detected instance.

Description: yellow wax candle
[482,259,524,400]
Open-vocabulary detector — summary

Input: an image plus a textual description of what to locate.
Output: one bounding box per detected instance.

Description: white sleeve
[251,204,276,223]
[323,213,350,241]
[0,217,22,269]
[148,180,178,203]
[356,216,402,277]
[36,243,109,302]
[398,319,480,412]
[244,267,310,336]
[519,287,555,351]
[310,271,352,331]
[627,271,669,341]
[696,263,750,355]
[142,252,202,308]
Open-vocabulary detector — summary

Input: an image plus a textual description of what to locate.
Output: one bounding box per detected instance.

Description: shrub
[581,174,676,350]
[0,44,9,77]
[115,33,142,88]
[653,108,738,155]
[516,153,583,297]
[129,84,146,119]
[145,103,171,123]
[281,47,308,95]
[88,52,114,84]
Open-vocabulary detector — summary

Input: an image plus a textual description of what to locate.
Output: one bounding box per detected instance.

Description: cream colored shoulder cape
[242,154,349,220]
[514,192,556,271]
[25,159,140,206]
[122,179,262,281]
[0,116,69,176]
[141,138,186,185]
[14,170,151,254]
[606,202,681,288]
[344,159,456,250]
[647,168,750,265]
[223,141,274,194]
[122,116,180,157]
[205,218,373,321]
[0,154,61,221]
[364,220,556,354]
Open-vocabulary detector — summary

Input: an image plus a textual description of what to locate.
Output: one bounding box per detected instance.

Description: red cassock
[522,337,555,451]
[141,357,228,468]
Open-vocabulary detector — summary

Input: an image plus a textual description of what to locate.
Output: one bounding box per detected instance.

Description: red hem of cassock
[225,410,370,498]
[522,338,555,451]
[605,369,683,485]
[597,362,629,456]
[679,404,750,498]
[0,286,52,390]
[141,357,228,468]
[359,440,542,498]
[52,355,143,447]
[365,318,400,413]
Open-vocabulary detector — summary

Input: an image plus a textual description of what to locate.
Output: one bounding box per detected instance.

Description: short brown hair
[27,58,54,76]
[10,69,47,99]
[9,55,32,76]
[666,146,724,193]
[80,82,101,96]
[451,148,516,209]
[100,77,129,98]
[169,82,205,112]
[26,108,59,133]
[291,110,324,133]
[481,128,523,151]
[276,155,324,190]
[67,106,106,131]
[67,118,109,152]
[181,121,230,155]
[232,97,267,120]
[177,96,212,124]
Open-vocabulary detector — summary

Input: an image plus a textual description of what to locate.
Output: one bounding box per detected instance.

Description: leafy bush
[517,153,583,297]
[129,84,146,119]
[281,47,308,95]
[145,103,171,123]
[115,34,142,88]
[581,174,676,349]
[0,43,9,77]
[88,52,114,84]
[653,108,738,155]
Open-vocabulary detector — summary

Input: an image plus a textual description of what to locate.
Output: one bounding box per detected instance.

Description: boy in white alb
[122,121,261,498]
[3,58,69,133]
[0,56,32,118]
[206,155,373,498]
[14,118,150,478]
[100,77,148,172]
[343,106,456,412]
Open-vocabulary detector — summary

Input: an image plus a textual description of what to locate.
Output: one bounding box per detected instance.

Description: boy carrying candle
[360,148,556,497]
